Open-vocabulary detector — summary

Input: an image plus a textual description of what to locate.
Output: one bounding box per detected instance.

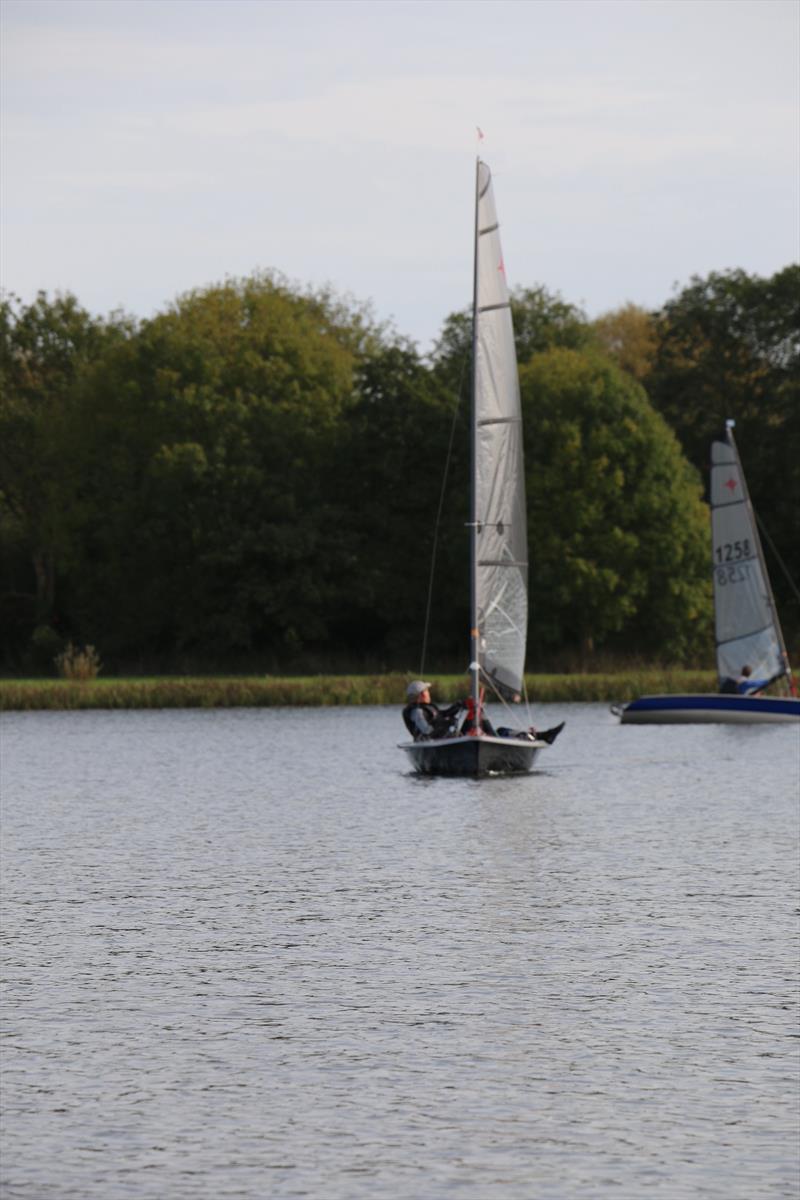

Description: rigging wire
[520,672,534,728]
[480,668,534,731]
[756,512,800,606]
[419,358,468,677]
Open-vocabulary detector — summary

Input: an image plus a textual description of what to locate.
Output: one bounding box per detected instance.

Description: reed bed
[0,670,718,711]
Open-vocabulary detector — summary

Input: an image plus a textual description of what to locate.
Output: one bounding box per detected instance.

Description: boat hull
[399,734,543,777]
[616,694,800,725]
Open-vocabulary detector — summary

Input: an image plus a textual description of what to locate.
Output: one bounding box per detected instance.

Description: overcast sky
[2,0,798,351]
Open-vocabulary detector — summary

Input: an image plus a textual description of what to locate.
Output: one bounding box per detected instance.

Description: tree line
[1,265,797,674]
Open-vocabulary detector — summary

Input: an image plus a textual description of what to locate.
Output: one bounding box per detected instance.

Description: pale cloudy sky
[2,0,798,351]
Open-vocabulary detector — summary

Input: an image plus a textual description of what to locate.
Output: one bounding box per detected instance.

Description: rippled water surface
[1,704,799,1199]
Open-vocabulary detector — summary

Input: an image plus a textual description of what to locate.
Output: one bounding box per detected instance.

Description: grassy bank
[0,670,718,711]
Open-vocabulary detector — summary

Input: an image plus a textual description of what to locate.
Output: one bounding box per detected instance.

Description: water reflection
[2,705,798,1199]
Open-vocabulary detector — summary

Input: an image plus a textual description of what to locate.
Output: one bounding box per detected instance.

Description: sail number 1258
[714,539,751,563]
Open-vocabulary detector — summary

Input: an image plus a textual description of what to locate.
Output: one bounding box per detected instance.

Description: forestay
[711,437,783,685]
[473,161,528,699]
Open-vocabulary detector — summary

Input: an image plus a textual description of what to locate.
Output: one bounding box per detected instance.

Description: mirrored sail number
[714,539,751,564]
[716,561,752,587]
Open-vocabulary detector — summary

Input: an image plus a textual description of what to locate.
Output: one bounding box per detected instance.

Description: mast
[469,156,481,715]
[725,420,796,694]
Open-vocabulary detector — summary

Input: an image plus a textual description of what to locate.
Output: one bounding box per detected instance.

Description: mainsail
[472,161,527,700]
[710,429,787,687]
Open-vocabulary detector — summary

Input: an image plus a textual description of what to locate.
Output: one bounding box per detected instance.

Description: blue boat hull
[617,694,800,725]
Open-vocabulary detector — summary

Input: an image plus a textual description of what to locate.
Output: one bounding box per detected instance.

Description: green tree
[511,286,592,362]
[432,285,590,390]
[334,341,465,665]
[521,347,711,661]
[645,267,800,634]
[62,274,378,665]
[592,303,658,383]
[0,291,131,655]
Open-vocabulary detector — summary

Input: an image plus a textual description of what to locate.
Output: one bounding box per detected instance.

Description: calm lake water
[1,703,799,1199]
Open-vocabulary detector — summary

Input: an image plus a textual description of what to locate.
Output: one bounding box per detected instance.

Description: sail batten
[472,160,527,700]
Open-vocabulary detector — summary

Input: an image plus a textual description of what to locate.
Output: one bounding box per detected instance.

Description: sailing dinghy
[616,422,799,724]
[400,159,563,775]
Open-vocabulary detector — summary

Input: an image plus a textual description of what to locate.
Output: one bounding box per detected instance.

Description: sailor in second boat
[719,665,768,696]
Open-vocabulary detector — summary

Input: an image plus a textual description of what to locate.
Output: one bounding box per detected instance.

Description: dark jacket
[720,674,768,695]
[402,701,463,740]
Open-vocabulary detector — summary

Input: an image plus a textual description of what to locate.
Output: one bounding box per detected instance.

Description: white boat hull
[615,694,800,725]
[399,733,545,777]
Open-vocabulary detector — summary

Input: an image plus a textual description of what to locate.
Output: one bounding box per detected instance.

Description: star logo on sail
[498,258,506,276]
[724,477,738,493]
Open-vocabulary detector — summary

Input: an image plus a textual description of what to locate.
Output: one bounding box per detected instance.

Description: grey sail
[710,437,784,686]
[473,161,527,699]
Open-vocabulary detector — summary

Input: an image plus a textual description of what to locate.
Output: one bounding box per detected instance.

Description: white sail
[710,436,785,686]
[473,161,527,699]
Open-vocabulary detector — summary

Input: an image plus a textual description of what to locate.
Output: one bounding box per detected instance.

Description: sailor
[402,681,464,741]
[720,665,767,695]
